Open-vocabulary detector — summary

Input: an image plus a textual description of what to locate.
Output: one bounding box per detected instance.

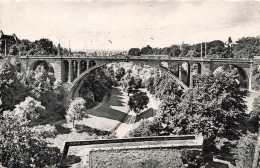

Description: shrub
[232,133,257,168]
[128,119,158,137]
[54,124,71,134]
[75,124,110,136]
[32,124,58,138]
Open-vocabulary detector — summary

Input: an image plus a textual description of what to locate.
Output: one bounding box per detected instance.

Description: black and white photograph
[0,0,260,167]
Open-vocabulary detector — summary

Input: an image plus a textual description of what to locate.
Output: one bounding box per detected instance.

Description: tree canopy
[128,91,149,115]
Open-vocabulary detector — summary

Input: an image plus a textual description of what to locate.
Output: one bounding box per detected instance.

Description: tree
[34,38,54,55]
[115,67,126,81]
[133,77,142,89]
[152,70,247,161]
[128,91,149,115]
[141,45,153,55]
[233,37,260,58]
[66,97,86,128]
[0,111,60,167]
[169,71,247,159]
[169,45,181,57]
[232,133,257,168]
[0,59,27,112]
[8,45,19,55]
[14,96,45,122]
[128,48,141,56]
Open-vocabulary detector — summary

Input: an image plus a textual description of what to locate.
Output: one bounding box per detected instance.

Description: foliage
[169,45,181,57]
[0,111,61,167]
[0,59,28,112]
[249,95,260,133]
[252,64,260,91]
[133,76,142,89]
[75,124,111,136]
[22,66,67,119]
[128,119,158,137]
[79,69,112,103]
[128,48,141,56]
[115,67,126,81]
[66,97,86,127]
[233,37,260,58]
[232,133,257,168]
[128,91,149,114]
[32,124,58,138]
[14,96,45,122]
[151,70,247,159]
[141,45,153,55]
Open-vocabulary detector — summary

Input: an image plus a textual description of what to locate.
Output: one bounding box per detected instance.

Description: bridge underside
[19,56,253,100]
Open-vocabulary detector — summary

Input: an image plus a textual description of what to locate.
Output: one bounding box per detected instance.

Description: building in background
[0,30,19,55]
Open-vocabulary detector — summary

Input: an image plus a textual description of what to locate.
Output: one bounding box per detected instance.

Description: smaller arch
[71,60,78,81]
[213,64,249,88]
[30,60,54,75]
[180,62,191,87]
[89,60,96,68]
[62,60,69,82]
[80,60,87,73]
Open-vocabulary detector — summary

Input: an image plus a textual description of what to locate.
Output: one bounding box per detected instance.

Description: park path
[115,88,161,138]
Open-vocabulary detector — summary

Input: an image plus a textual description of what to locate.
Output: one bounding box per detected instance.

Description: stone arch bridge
[19,55,253,99]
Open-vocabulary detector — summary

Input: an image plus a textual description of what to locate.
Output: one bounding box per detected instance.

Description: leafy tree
[0,59,27,112]
[169,45,181,57]
[249,96,260,132]
[66,97,86,128]
[233,37,260,58]
[133,77,142,89]
[128,91,149,115]
[207,40,225,56]
[128,119,158,137]
[34,38,54,55]
[179,45,191,57]
[115,67,126,81]
[0,111,61,167]
[152,70,247,161]
[232,133,257,168]
[128,48,141,56]
[145,77,155,94]
[141,45,153,55]
[154,78,182,101]
[14,96,45,122]
[8,45,19,55]
[79,70,109,102]
[22,66,66,119]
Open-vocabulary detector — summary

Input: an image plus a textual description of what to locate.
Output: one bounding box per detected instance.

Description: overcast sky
[1,1,260,51]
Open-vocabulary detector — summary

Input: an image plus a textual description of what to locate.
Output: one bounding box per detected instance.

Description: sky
[0,0,260,51]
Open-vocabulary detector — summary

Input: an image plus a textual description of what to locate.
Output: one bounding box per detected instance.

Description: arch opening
[62,60,69,82]
[213,64,249,88]
[80,60,87,73]
[180,62,190,87]
[30,60,54,75]
[71,60,78,81]
[89,60,96,68]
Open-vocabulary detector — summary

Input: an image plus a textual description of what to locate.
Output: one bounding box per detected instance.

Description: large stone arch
[68,60,189,99]
[212,64,249,88]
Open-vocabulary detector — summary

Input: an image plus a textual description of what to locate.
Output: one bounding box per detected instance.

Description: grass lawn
[90,149,184,168]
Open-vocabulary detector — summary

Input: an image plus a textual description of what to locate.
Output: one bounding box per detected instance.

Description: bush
[128,119,158,137]
[32,124,58,138]
[75,124,110,136]
[54,124,72,134]
[232,133,257,168]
